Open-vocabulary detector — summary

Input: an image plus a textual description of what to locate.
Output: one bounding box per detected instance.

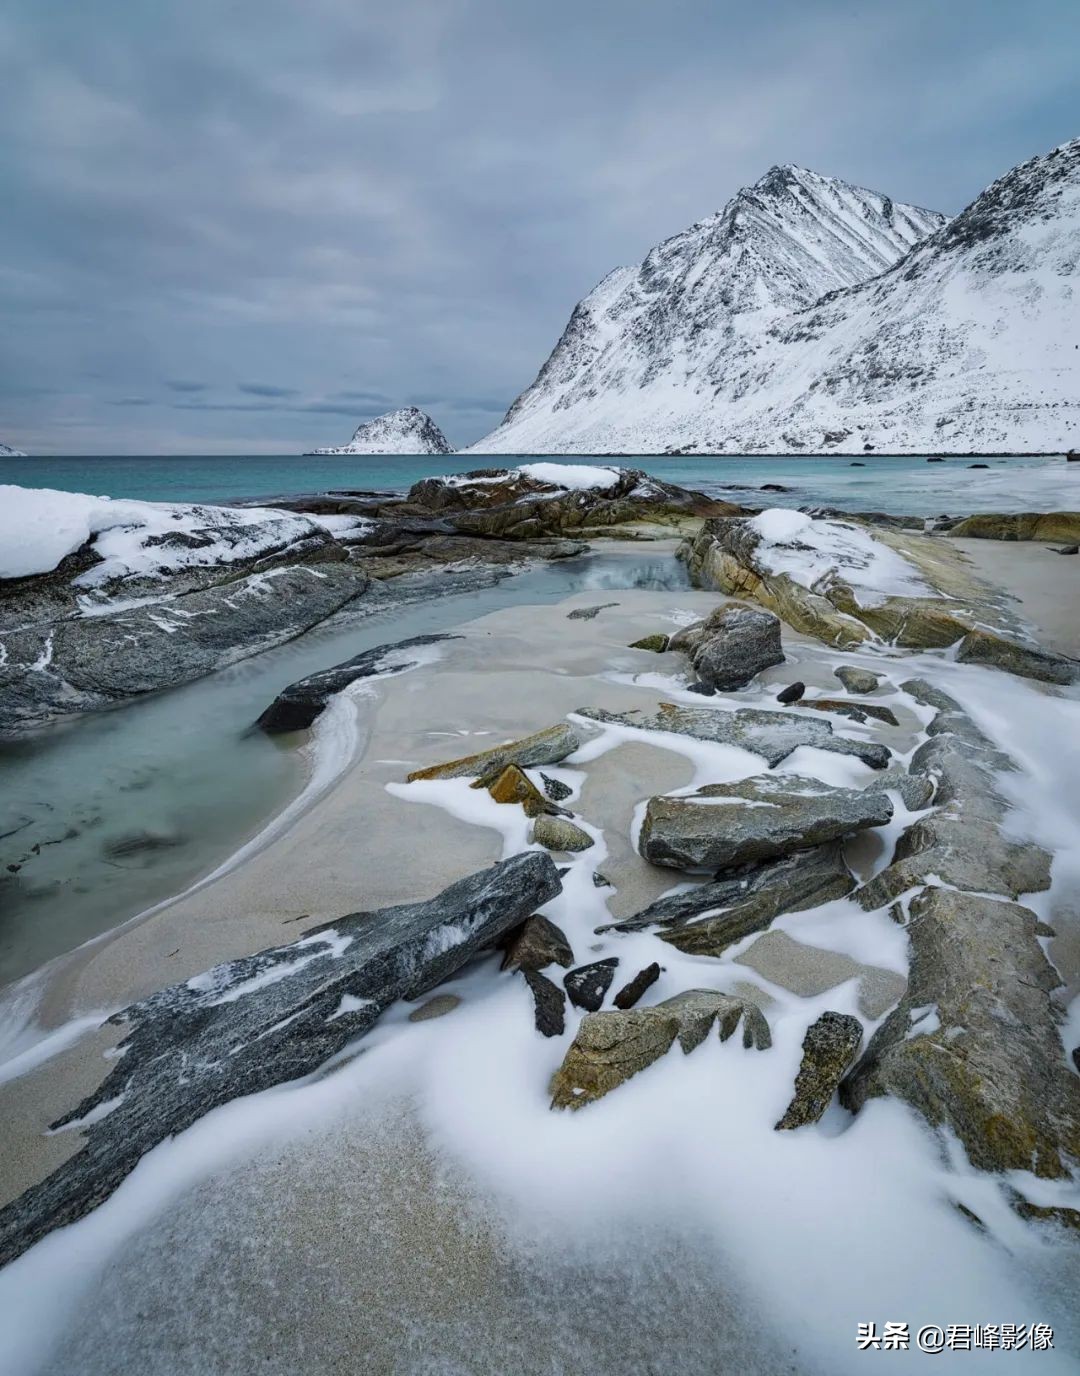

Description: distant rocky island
[307,405,453,456]
[0,443,26,457]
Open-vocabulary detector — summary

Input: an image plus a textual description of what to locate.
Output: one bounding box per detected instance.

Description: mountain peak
[308,407,453,456]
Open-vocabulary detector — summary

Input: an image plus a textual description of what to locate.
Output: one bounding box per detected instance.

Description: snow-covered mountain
[308,407,453,455]
[471,141,1080,455]
[0,443,27,457]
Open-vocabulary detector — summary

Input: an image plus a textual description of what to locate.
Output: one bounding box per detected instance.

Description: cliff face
[472,141,1080,455]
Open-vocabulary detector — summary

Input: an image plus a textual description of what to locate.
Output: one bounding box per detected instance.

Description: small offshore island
[1,458,1079,1372]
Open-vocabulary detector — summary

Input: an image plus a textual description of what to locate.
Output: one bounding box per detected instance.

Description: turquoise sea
[0,452,1073,515]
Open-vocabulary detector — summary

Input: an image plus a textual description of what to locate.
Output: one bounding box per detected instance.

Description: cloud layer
[1,0,1077,453]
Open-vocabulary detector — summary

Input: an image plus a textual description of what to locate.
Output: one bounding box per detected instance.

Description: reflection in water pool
[0,550,690,989]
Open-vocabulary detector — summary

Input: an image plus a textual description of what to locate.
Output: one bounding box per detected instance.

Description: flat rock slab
[407,721,582,782]
[842,888,1080,1177]
[776,1011,863,1129]
[734,931,906,1020]
[0,851,562,1269]
[639,774,893,872]
[805,698,899,727]
[255,634,461,733]
[576,703,890,771]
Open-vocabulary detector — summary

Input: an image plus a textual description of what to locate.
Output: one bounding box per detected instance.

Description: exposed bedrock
[638,775,893,872]
[0,851,562,1269]
[1,562,372,733]
[575,702,890,771]
[844,681,1078,1180]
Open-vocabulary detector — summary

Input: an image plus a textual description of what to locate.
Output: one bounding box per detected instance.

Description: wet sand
[952,537,1080,657]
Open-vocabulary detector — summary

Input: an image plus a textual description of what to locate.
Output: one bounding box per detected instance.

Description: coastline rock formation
[308,406,453,455]
[0,442,26,457]
[0,851,563,1268]
[471,138,1080,455]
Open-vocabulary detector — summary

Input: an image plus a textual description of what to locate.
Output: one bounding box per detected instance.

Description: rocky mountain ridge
[308,406,453,455]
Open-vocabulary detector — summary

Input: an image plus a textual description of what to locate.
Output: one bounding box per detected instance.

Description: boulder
[564,958,619,1011]
[955,628,1079,685]
[776,681,805,704]
[406,721,582,782]
[687,605,784,691]
[613,963,661,1009]
[483,764,552,817]
[0,851,563,1269]
[841,888,1080,1177]
[549,1008,681,1109]
[639,775,893,872]
[576,703,890,771]
[834,665,882,694]
[500,914,574,972]
[255,634,461,733]
[776,1012,863,1129]
[532,815,593,852]
[523,969,566,1038]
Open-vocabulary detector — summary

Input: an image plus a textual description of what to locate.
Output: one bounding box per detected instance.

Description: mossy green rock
[628,634,670,652]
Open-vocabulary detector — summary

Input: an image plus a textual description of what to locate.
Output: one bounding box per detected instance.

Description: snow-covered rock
[472,140,1080,455]
[0,443,27,457]
[309,407,453,455]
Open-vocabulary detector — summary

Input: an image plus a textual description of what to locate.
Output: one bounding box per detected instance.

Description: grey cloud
[0,0,1077,454]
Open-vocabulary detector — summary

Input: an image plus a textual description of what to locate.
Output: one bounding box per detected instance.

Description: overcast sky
[2,0,1077,455]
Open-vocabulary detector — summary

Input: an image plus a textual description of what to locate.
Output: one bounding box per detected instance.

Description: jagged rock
[629,634,670,652]
[598,842,852,952]
[500,914,573,972]
[0,851,563,1268]
[549,1008,681,1109]
[613,963,661,1009]
[653,988,773,1053]
[523,969,566,1037]
[776,1012,863,1129]
[835,665,882,694]
[841,888,1080,1177]
[639,775,892,872]
[408,994,462,1022]
[687,604,784,691]
[568,602,618,621]
[805,697,899,726]
[255,634,460,733]
[955,628,1079,685]
[564,958,619,1011]
[776,681,805,704]
[532,815,593,852]
[483,764,552,817]
[540,772,573,802]
[857,811,1051,909]
[576,703,890,771]
[406,721,582,782]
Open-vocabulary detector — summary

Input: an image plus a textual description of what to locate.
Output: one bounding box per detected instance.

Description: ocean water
[1,452,1075,514]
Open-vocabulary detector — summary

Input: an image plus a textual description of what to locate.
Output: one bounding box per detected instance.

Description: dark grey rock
[564,958,620,1011]
[842,888,1080,1176]
[639,775,893,872]
[688,605,784,691]
[834,665,882,694]
[613,963,661,1009]
[523,969,566,1038]
[1052,545,1079,556]
[255,634,462,733]
[567,603,618,621]
[591,871,612,888]
[600,841,853,946]
[776,681,805,704]
[776,1011,863,1129]
[540,773,573,802]
[0,851,562,1269]
[500,914,573,972]
[576,703,890,771]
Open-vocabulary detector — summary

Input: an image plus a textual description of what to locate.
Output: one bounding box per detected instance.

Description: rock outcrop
[638,775,893,871]
[0,851,563,1268]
